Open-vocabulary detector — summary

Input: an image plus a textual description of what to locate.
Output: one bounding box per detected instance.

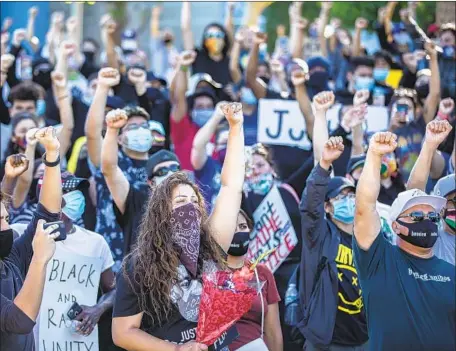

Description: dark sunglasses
[205,31,225,39]
[151,164,180,178]
[398,211,441,223]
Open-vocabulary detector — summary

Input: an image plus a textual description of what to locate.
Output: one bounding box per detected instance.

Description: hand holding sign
[222,102,243,126]
[353,89,370,106]
[313,91,335,113]
[424,120,453,149]
[321,136,344,167]
[369,132,398,156]
[5,154,29,179]
[106,109,128,130]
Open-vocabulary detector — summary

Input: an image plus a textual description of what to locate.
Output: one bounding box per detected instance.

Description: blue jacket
[297,164,340,349]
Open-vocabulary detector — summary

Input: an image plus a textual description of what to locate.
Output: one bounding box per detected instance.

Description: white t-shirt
[434,229,456,266]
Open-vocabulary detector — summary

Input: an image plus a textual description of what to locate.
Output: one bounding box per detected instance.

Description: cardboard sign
[257,99,312,150]
[38,249,102,351]
[246,186,298,272]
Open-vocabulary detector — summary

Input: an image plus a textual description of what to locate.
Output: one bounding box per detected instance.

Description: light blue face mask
[354,76,375,92]
[124,128,153,153]
[191,109,214,127]
[36,99,46,116]
[241,88,257,105]
[62,190,85,221]
[332,196,356,224]
[246,173,274,196]
[373,68,389,82]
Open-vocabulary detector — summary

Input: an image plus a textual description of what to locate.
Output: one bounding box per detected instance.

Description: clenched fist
[35,127,60,153]
[313,91,335,113]
[270,59,285,74]
[4,154,29,179]
[12,28,27,47]
[1,54,14,72]
[291,69,309,86]
[128,68,146,85]
[179,50,197,67]
[424,120,453,149]
[341,104,367,131]
[353,89,370,106]
[438,98,454,117]
[321,136,344,167]
[60,40,76,58]
[368,132,398,156]
[106,109,128,130]
[51,71,66,90]
[221,102,243,126]
[355,18,368,30]
[100,14,117,35]
[253,31,267,45]
[28,6,39,18]
[97,68,120,88]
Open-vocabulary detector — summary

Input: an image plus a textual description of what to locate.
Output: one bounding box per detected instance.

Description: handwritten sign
[38,248,102,351]
[330,104,390,133]
[258,99,312,150]
[246,186,298,272]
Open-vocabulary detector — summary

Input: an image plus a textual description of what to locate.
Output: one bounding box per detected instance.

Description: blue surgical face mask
[332,196,356,224]
[124,128,153,153]
[36,99,46,116]
[191,109,214,127]
[442,45,455,59]
[246,173,274,196]
[373,68,389,82]
[241,88,257,105]
[354,76,375,92]
[62,190,85,221]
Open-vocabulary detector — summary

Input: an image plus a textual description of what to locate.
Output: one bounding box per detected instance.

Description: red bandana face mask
[170,203,202,278]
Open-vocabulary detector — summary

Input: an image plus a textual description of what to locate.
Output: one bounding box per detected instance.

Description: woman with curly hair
[112,103,245,351]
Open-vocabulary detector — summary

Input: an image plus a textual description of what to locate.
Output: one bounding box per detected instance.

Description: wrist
[31,255,50,268]
[423,140,438,153]
[319,159,332,170]
[180,65,189,72]
[437,111,450,120]
[44,150,59,162]
[106,126,120,134]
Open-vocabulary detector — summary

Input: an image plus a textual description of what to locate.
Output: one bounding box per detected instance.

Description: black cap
[346,154,366,175]
[187,87,218,110]
[146,71,167,87]
[326,177,355,200]
[146,150,179,179]
[36,171,89,199]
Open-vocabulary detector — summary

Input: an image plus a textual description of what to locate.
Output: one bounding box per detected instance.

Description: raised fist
[29,6,39,18]
[368,132,398,156]
[424,120,453,149]
[179,50,197,67]
[66,16,78,33]
[51,71,66,90]
[321,136,344,164]
[235,27,247,43]
[291,69,309,86]
[355,18,368,30]
[128,68,146,85]
[341,104,367,131]
[438,97,454,116]
[294,17,309,30]
[4,154,29,179]
[313,91,335,113]
[2,17,13,32]
[1,54,15,72]
[97,68,120,88]
[51,11,64,27]
[106,109,128,130]
[35,127,60,152]
[151,6,162,18]
[270,59,285,74]
[253,31,267,45]
[60,40,76,57]
[221,102,243,126]
[25,128,39,147]
[100,14,117,35]
[321,2,333,11]
[424,40,437,58]
[353,89,370,106]
[12,29,27,47]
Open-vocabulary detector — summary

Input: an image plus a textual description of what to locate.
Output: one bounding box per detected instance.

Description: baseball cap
[390,189,447,222]
[106,96,126,110]
[187,87,218,110]
[146,71,167,87]
[187,73,222,96]
[326,177,356,200]
[146,150,180,179]
[346,155,366,175]
[36,171,89,199]
[433,174,455,198]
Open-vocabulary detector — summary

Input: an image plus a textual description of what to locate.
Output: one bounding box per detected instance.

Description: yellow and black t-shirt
[332,230,368,346]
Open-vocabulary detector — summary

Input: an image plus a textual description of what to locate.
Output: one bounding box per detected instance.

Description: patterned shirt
[89,150,147,272]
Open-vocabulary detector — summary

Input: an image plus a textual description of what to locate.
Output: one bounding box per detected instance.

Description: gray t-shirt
[434,229,455,266]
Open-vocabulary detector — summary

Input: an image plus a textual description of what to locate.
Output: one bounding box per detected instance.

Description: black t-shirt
[377,175,406,206]
[113,183,149,255]
[332,231,368,346]
[113,260,238,349]
[264,89,313,180]
[192,49,231,86]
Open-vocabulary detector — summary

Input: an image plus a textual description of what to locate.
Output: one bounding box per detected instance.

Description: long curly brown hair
[122,172,226,325]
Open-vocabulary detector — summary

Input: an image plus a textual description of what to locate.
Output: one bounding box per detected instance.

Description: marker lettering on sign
[266,110,287,139]
[48,259,97,288]
[41,340,94,351]
[288,126,305,141]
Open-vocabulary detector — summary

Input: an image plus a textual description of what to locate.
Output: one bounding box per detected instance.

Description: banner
[246,186,298,272]
[38,248,102,351]
[257,99,312,150]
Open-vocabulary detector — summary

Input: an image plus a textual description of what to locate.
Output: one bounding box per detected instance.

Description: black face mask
[163,38,173,45]
[396,219,439,248]
[33,71,52,91]
[83,51,96,63]
[0,229,14,260]
[415,84,429,101]
[228,231,250,257]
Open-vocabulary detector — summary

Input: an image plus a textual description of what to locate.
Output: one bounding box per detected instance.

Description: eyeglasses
[333,193,355,202]
[123,122,150,132]
[151,164,180,178]
[398,211,441,223]
[205,31,225,39]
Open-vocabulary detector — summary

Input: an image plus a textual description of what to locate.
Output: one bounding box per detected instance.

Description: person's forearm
[14,256,48,321]
[291,25,304,59]
[229,41,242,83]
[192,112,224,151]
[406,142,435,191]
[351,124,364,156]
[424,53,441,123]
[96,289,115,315]
[6,45,20,88]
[357,150,382,208]
[57,94,74,158]
[180,1,194,51]
[26,16,36,44]
[295,85,314,139]
[224,8,234,50]
[221,123,245,190]
[265,334,283,351]
[318,8,330,57]
[1,175,17,198]
[312,111,329,165]
[353,28,362,56]
[40,148,62,213]
[55,51,68,78]
[13,145,36,208]
[113,327,177,351]
[275,74,289,93]
[246,44,259,87]
[150,12,160,37]
[101,128,120,177]
[105,37,119,70]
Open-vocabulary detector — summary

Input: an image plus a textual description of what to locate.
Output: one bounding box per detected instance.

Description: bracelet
[180,65,189,72]
[42,152,60,167]
[437,111,450,120]
[57,94,69,101]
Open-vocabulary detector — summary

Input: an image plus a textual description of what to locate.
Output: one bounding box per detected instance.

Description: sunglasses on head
[151,164,180,178]
[398,211,441,223]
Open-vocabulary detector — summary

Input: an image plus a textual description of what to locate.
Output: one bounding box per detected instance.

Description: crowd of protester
[0,1,455,351]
